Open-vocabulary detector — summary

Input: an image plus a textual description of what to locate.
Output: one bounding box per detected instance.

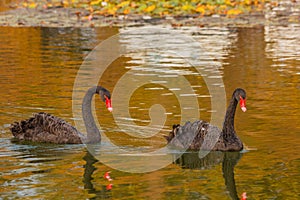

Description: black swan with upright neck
[164,88,247,151]
[10,86,112,144]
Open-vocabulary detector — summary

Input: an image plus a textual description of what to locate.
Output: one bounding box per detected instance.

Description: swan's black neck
[82,86,103,143]
[221,95,238,138]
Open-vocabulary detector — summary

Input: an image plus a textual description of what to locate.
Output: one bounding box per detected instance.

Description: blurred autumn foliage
[18,0,268,17]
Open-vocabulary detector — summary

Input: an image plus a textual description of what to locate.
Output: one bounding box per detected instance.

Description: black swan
[10,86,112,144]
[164,88,247,151]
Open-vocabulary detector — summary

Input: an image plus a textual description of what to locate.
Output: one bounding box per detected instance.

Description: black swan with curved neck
[10,86,112,144]
[164,88,247,151]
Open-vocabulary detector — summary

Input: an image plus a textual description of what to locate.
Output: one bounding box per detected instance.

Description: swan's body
[10,86,112,144]
[164,88,247,151]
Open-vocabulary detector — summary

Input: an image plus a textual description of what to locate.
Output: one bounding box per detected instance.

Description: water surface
[0,25,299,199]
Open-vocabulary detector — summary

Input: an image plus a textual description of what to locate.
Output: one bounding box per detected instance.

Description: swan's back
[165,120,243,151]
[165,120,215,150]
[10,112,83,144]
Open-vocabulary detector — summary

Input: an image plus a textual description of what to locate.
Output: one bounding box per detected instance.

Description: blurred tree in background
[16,0,269,17]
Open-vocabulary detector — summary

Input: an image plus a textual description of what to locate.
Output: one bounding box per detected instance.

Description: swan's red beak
[105,97,113,112]
[241,192,247,200]
[239,96,247,112]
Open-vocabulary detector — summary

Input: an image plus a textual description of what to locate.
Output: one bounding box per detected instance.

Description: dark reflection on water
[83,152,112,199]
[82,151,242,200]
[176,152,242,200]
[0,24,299,199]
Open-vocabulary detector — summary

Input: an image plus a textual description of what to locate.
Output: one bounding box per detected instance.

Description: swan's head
[234,88,247,112]
[98,87,113,112]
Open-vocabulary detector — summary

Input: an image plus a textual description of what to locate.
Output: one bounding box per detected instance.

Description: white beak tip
[241,107,247,112]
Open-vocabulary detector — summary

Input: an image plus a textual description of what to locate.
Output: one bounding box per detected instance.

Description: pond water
[0,24,299,199]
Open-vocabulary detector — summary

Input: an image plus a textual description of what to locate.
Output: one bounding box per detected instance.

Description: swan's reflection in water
[8,140,113,199]
[175,151,242,200]
[82,151,112,199]
[8,139,241,199]
[82,150,242,200]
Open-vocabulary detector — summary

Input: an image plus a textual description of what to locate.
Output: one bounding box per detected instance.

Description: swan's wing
[200,125,222,150]
[10,112,83,144]
[166,120,214,150]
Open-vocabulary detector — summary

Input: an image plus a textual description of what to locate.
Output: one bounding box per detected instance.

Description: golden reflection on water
[223,27,300,155]
[0,25,299,199]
